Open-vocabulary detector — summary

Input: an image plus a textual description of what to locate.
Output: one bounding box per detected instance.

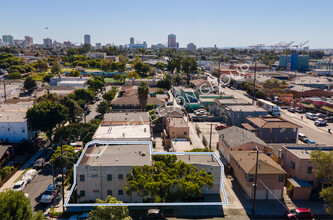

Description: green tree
[156,77,172,90]
[35,59,49,72]
[88,76,105,92]
[118,54,127,65]
[311,150,333,214]
[61,96,83,123]
[88,195,132,220]
[181,57,197,86]
[69,70,80,77]
[7,72,22,79]
[0,190,34,220]
[43,74,52,84]
[51,61,62,75]
[102,87,118,102]
[127,71,139,79]
[73,89,96,104]
[97,101,110,115]
[113,73,122,84]
[51,145,76,170]
[24,76,37,92]
[138,81,149,111]
[26,100,68,143]
[125,155,213,202]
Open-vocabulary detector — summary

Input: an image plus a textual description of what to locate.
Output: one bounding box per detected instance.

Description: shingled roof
[218,126,267,149]
[247,116,301,129]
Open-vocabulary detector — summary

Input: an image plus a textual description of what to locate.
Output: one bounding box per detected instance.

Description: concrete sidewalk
[0,150,44,191]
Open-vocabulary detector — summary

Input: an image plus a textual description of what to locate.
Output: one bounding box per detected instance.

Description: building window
[278,175,284,182]
[118,174,123,180]
[22,128,25,133]
[290,161,295,170]
[107,190,112,196]
[8,128,10,131]
[80,175,85,181]
[307,167,313,174]
[246,174,254,182]
[118,190,123,195]
[107,174,112,181]
[79,190,85,197]
[207,172,212,175]
[281,154,284,159]
[280,128,287,132]
[184,132,187,135]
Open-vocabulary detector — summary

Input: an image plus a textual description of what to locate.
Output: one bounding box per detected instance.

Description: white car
[13,180,27,192]
[40,184,55,204]
[21,169,37,183]
[315,119,327,126]
[69,213,89,220]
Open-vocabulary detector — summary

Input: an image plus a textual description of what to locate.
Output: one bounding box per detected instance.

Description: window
[184,132,187,135]
[247,175,254,182]
[207,172,212,175]
[307,167,313,174]
[278,175,284,182]
[118,190,123,195]
[8,128,10,131]
[290,161,295,170]
[118,174,123,180]
[22,127,25,133]
[79,190,85,197]
[107,174,112,181]
[80,175,85,181]
[107,190,112,196]
[281,154,284,159]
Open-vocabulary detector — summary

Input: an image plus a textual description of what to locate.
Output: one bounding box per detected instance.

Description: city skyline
[0,0,333,48]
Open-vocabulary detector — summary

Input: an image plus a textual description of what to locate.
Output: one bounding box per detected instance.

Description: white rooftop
[92,124,151,141]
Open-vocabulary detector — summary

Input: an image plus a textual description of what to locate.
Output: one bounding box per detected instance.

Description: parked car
[305,112,318,120]
[13,180,27,192]
[288,108,295,113]
[69,213,89,220]
[314,119,327,126]
[21,169,37,183]
[40,184,55,203]
[215,124,227,130]
[285,208,313,219]
[33,158,45,170]
[315,113,326,118]
[305,139,316,144]
[295,107,304,113]
[325,116,333,122]
[147,209,164,219]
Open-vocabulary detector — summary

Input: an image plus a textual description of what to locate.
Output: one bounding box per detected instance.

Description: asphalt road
[23,162,54,213]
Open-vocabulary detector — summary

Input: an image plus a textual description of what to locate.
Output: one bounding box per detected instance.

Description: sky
[1,0,332,48]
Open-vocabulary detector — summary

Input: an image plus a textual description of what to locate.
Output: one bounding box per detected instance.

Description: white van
[298,133,308,141]
[305,112,318,120]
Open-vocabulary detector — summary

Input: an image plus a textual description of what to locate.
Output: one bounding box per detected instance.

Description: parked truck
[256,99,281,116]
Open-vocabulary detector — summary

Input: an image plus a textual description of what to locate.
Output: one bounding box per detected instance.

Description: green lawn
[104,78,117,83]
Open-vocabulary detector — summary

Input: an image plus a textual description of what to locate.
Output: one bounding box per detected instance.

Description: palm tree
[138,81,149,111]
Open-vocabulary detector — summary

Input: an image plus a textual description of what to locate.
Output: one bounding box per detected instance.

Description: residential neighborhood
[1,1,333,219]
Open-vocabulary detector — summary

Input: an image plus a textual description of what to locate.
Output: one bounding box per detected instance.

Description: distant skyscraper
[187,43,196,51]
[95,43,101,49]
[24,36,33,46]
[43,38,52,48]
[2,35,14,46]
[84,34,91,45]
[168,34,176,48]
[130,37,134,45]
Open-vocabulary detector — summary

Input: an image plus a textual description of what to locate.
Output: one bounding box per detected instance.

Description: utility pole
[84,104,87,123]
[252,148,259,214]
[209,123,213,150]
[60,144,65,213]
[3,80,6,101]
[252,59,257,105]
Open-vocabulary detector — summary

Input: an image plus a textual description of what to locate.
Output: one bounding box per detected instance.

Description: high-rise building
[84,34,91,45]
[43,38,52,48]
[95,43,101,49]
[279,54,309,72]
[130,37,134,45]
[2,35,14,46]
[187,43,197,51]
[168,34,176,48]
[24,36,33,46]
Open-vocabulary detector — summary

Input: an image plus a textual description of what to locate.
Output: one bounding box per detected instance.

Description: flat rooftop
[227,105,267,112]
[103,112,149,125]
[167,117,188,127]
[285,145,333,159]
[177,154,220,166]
[171,140,193,152]
[79,143,152,166]
[93,124,151,140]
[217,98,250,105]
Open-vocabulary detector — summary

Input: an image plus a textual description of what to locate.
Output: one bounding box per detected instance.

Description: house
[0,79,23,102]
[163,117,189,147]
[230,151,286,200]
[214,98,250,116]
[222,105,268,126]
[156,106,183,126]
[85,52,106,59]
[281,145,333,188]
[217,126,269,162]
[0,99,36,143]
[243,116,301,143]
[190,79,218,94]
[93,112,151,141]
[110,96,165,112]
[77,143,152,203]
[124,78,158,87]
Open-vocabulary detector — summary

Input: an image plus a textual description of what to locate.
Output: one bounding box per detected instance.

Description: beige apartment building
[230,151,286,200]
[164,117,190,147]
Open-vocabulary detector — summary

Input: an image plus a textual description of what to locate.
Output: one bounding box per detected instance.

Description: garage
[268,189,282,199]
[256,190,267,199]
